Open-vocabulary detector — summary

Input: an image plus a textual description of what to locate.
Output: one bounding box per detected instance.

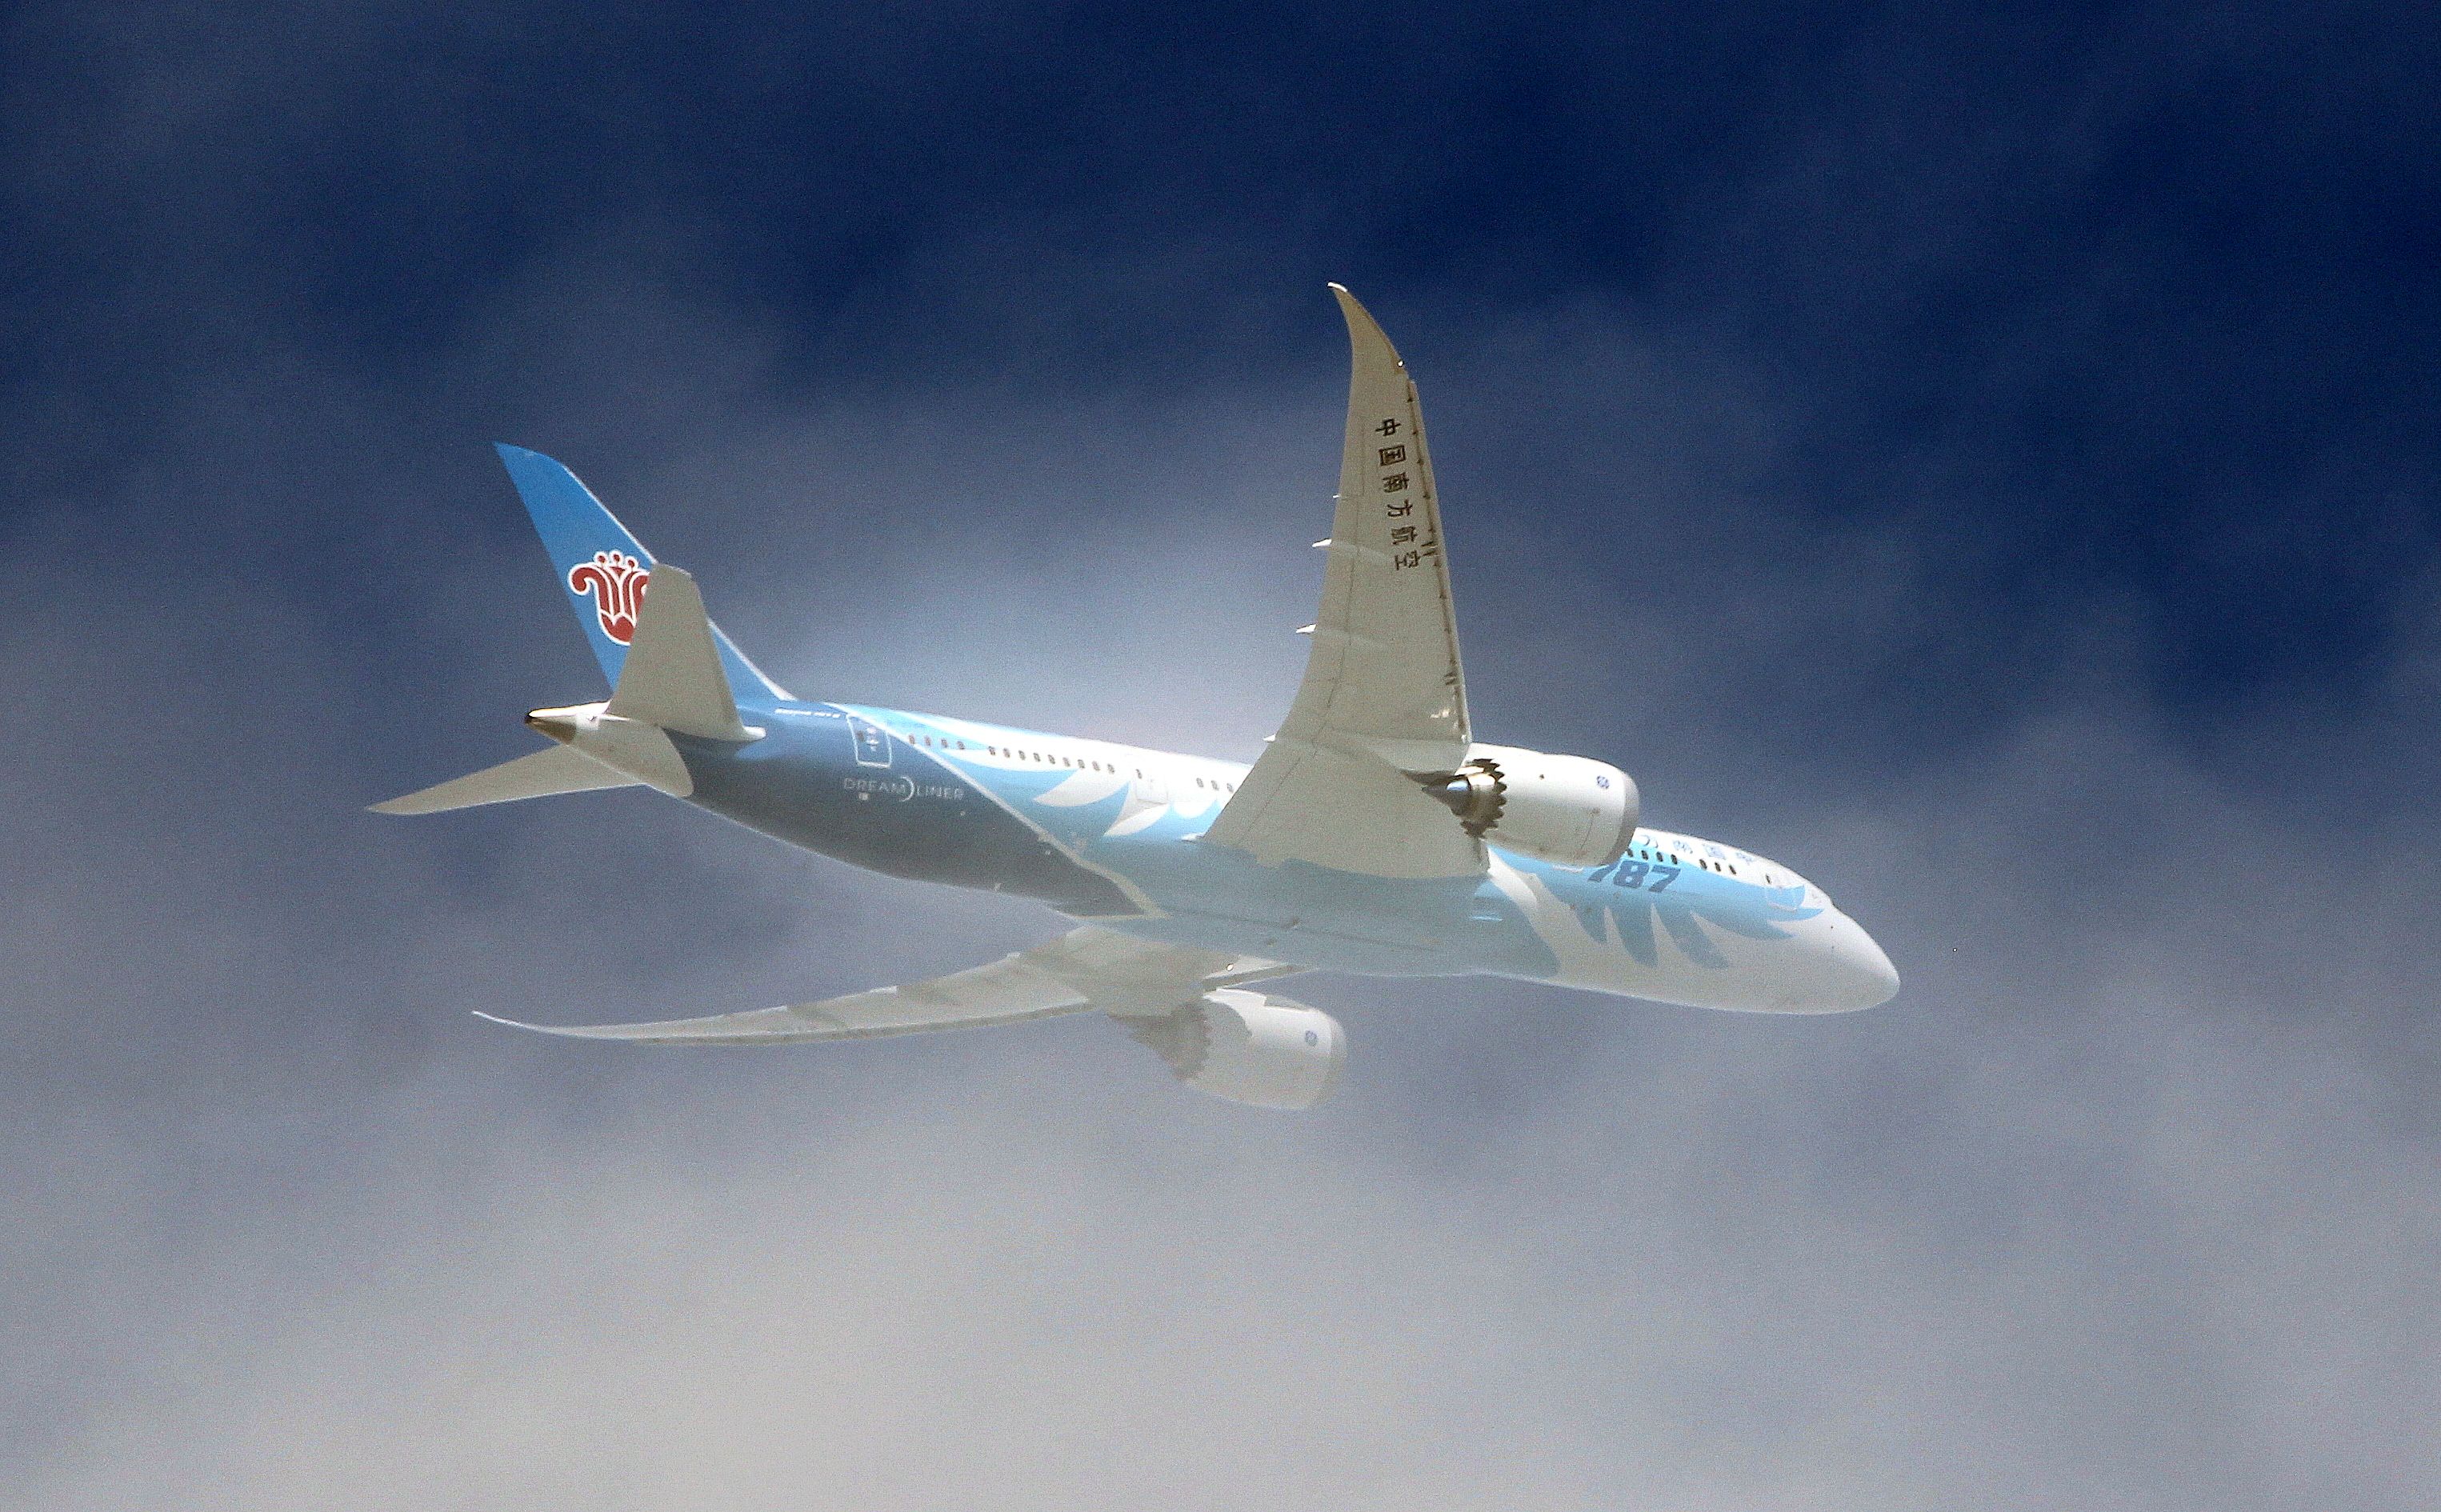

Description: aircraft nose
[1824,917,1900,1011]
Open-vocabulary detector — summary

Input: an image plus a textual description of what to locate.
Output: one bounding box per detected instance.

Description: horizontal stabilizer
[370,744,635,815]
[604,563,758,742]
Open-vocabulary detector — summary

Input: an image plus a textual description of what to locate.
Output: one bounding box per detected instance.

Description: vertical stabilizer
[493,444,790,702]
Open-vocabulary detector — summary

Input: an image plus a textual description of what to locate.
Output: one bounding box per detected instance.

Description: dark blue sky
[10,3,2438,814]
[4,6,2436,1506]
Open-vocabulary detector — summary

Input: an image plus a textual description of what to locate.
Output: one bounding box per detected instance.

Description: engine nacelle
[1425,742,1639,870]
[1124,989,1347,1110]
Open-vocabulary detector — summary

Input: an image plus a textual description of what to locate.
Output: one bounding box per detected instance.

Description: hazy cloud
[2,3,2435,1507]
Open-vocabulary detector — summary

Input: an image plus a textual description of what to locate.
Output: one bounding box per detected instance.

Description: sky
[2,3,2436,1507]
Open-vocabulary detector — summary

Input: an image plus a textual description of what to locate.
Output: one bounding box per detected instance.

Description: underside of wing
[1205,286,1483,879]
[476,927,1295,1046]
[1218,738,1485,880]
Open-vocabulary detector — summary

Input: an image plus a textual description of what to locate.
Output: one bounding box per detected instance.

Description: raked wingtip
[471,1010,549,1034]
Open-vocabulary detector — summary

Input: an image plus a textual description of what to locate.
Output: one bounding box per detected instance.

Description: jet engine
[1423,742,1639,870]
[1124,989,1347,1110]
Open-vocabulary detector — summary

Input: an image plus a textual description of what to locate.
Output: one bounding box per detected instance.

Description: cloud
[2,7,2435,1504]
[3,268,2434,1507]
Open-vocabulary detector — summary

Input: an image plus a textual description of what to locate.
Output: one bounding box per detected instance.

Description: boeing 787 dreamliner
[377,287,1898,1108]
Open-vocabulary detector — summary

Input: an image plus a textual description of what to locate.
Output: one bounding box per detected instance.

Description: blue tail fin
[494,444,790,701]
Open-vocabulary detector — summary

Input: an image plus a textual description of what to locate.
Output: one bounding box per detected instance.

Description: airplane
[375,286,1898,1109]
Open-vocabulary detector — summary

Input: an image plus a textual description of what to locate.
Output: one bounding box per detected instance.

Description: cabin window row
[1622,836,1747,878]
[961,739,1239,791]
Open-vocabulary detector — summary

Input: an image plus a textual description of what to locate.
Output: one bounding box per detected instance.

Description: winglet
[472,1010,611,1039]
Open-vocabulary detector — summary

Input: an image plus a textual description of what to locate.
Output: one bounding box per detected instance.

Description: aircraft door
[848,715,893,767]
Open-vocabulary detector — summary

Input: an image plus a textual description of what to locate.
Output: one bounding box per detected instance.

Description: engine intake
[1423,742,1639,870]
[1124,990,1347,1110]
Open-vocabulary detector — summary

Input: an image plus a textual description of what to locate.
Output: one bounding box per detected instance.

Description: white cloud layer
[2,149,2435,1509]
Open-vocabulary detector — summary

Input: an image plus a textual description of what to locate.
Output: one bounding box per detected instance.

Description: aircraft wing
[475,927,1296,1045]
[1204,286,1484,879]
